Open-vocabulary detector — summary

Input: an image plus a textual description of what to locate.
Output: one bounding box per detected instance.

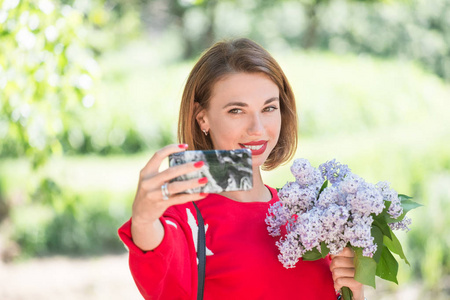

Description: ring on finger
[161,182,170,200]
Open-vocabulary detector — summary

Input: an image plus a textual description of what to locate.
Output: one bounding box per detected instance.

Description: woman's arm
[130,143,208,251]
[119,211,196,299]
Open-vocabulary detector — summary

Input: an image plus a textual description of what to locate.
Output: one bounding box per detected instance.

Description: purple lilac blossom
[321,204,350,255]
[269,158,413,267]
[340,173,365,195]
[276,232,305,268]
[344,214,377,258]
[328,240,348,255]
[363,244,378,257]
[348,182,385,216]
[278,181,317,214]
[321,204,350,240]
[293,208,323,251]
[266,201,290,237]
[376,181,403,219]
[389,217,412,232]
[316,185,346,208]
[290,158,324,188]
[319,159,351,184]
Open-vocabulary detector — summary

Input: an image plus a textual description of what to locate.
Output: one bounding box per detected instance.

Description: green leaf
[376,246,399,284]
[384,228,410,265]
[373,215,392,239]
[371,225,384,263]
[302,248,322,261]
[354,248,377,288]
[320,241,330,258]
[398,194,413,200]
[400,198,422,213]
[318,180,328,196]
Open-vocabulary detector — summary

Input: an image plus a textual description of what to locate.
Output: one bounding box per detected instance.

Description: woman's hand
[330,247,365,300]
[131,144,208,251]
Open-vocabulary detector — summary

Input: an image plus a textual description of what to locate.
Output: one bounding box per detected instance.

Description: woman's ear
[194,102,209,130]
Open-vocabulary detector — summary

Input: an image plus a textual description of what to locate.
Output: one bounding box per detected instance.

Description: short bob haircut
[178,38,298,171]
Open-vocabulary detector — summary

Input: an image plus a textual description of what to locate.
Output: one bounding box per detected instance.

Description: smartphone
[169,149,253,194]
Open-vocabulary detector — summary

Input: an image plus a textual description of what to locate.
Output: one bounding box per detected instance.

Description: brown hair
[178,38,298,170]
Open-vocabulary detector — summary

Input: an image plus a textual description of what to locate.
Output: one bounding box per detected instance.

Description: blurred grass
[1,40,449,294]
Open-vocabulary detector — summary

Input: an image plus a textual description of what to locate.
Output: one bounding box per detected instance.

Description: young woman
[119,38,365,300]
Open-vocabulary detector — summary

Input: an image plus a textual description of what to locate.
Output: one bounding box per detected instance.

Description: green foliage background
[1,0,449,297]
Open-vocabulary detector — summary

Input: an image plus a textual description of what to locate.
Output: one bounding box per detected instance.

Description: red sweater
[118,186,337,299]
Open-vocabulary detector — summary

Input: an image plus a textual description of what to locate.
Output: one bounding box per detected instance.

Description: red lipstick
[239,140,268,156]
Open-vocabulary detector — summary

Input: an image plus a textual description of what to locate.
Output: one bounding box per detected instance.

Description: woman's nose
[247,113,264,136]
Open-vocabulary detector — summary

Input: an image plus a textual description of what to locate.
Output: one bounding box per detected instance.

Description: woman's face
[197,72,281,168]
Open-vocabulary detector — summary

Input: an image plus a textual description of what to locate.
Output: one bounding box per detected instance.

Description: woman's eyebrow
[264,97,280,104]
[222,101,247,109]
[222,97,279,109]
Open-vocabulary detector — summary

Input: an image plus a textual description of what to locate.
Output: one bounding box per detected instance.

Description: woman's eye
[228,108,242,114]
[263,106,278,112]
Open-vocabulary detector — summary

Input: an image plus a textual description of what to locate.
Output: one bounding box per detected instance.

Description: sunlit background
[0,0,449,299]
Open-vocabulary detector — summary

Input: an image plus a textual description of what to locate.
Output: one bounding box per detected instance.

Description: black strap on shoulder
[192,202,205,300]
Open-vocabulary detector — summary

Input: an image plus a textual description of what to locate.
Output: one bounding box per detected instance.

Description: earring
[202,129,208,136]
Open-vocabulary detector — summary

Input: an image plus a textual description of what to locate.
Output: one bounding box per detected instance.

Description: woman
[119,38,365,300]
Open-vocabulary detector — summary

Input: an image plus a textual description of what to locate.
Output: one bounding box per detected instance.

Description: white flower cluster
[266,158,409,269]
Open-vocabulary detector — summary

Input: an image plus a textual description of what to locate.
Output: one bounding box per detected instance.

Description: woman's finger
[330,256,355,270]
[140,144,189,179]
[164,176,209,196]
[163,192,209,206]
[331,267,355,282]
[333,277,363,292]
[144,176,208,200]
[140,161,205,191]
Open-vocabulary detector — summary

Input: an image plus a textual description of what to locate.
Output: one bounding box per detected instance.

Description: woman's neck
[219,166,271,203]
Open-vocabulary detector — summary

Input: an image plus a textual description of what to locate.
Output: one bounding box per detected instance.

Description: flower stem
[341,286,353,300]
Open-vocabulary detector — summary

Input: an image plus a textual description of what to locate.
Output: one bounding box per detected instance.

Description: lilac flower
[348,182,384,216]
[376,181,403,219]
[293,208,323,251]
[341,173,365,195]
[363,244,378,257]
[321,204,350,255]
[319,159,351,184]
[276,232,305,268]
[344,214,377,258]
[278,181,317,214]
[327,240,348,255]
[290,158,323,188]
[321,204,350,240]
[268,157,415,271]
[389,217,412,232]
[316,185,347,208]
[266,201,290,237]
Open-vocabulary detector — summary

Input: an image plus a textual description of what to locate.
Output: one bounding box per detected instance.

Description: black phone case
[169,149,253,194]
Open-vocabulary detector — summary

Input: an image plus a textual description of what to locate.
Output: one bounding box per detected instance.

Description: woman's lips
[239,141,268,156]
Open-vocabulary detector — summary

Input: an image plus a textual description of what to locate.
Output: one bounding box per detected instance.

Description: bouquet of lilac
[266,159,420,300]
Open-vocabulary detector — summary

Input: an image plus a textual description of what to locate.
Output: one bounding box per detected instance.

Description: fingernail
[194,161,204,168]
[198,177,208,184]
[178,144,188,149]
[200,193,209,197]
